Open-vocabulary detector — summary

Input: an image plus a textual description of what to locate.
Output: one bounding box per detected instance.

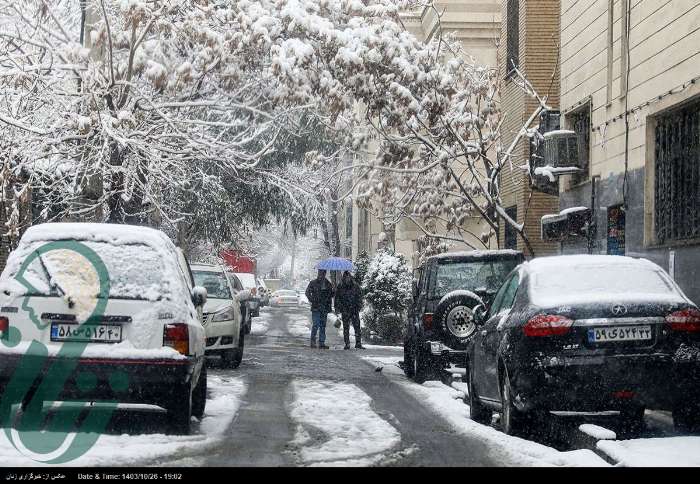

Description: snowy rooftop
[428,249,523,261]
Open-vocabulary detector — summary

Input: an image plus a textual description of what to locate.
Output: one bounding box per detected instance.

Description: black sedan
[467,255,700,436]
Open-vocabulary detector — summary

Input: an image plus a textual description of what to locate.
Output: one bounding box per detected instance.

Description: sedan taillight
[523,314,574,337]
[0,316,8,338]
[163,323,189,355]
[666,308,700,332]
[422,313,434,331]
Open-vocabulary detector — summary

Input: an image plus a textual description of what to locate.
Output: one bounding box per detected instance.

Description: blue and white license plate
[587,325,652,343]
[50,322,122,343]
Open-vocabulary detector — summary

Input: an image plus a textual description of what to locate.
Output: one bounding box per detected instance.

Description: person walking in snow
[335,271,364,350]
[305,269,335,349]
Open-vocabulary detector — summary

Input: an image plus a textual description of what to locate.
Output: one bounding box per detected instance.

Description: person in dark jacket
[305,269,335,349]
[335,271,364,350]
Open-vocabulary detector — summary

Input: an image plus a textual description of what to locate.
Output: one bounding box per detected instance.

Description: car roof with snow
[21,222,172,246]
[2,222,181,279]
[191,263,225,272]
[426,249,524,263]
[522,254,662,273]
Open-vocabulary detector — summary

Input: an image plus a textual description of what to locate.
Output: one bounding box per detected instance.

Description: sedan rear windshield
[429,259,519,299]
[19,241,169,301]
[193,271,231,299]
[530,264,677,305]
[275,290,297,297]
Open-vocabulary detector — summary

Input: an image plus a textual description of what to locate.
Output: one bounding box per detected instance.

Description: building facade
[497,0,561,257]
[352,0,502,267]
[558,0,700,303]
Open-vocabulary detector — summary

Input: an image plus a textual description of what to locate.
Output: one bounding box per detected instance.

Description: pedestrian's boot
[319,344,330,349]
[355,343,365,349]
[344,344,350,350]
[310,339,317,348]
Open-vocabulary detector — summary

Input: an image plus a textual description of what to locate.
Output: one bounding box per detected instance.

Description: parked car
[270,289,300,308]
[0,223,208,434]
[404,250,524,383]
[257,278,270,307]
[191,263,244,368]
[224,271,253,335]
[467,255,700,436]
[235,272,260,318]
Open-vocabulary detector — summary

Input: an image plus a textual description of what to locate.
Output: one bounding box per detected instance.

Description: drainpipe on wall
[588,176,601,255]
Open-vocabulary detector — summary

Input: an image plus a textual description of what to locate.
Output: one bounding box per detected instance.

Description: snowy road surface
[2,307,699,466]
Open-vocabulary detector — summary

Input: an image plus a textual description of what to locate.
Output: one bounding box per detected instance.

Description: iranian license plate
[587,325,652,343]
[50,322,123,343]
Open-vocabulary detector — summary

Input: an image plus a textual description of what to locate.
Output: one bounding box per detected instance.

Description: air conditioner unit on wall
[543,130,583,171]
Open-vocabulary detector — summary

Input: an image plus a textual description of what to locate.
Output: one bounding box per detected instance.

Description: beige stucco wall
[560,0,700,180]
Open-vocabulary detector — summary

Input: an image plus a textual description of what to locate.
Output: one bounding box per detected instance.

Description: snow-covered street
[3,307,694,467]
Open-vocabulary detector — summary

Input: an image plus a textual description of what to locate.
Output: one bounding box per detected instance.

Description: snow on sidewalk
[361,355,608,467]
[250,312,270,336]
[597,436,700,466]
[287,379,401,466]
[0,374,247,466]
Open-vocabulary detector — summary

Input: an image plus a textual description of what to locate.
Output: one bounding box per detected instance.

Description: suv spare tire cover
[434,290,482,343]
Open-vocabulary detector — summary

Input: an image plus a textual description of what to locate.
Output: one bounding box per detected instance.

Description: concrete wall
[559,0,700,304]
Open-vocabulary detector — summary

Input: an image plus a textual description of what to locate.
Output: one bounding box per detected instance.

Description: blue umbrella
[316,257,354,271]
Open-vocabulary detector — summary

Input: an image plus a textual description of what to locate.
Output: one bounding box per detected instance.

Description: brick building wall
[498,0,560,257]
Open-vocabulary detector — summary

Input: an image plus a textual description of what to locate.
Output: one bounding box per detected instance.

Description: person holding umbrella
[305,269,335,349]
[335,271,364,350]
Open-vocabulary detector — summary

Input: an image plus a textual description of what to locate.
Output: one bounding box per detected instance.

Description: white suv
[191,263,244,368]
[0,223,207,434]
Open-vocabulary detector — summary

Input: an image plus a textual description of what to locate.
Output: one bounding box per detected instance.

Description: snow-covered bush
[360,248,412,343]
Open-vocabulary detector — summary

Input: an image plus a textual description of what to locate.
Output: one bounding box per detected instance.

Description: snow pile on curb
[0,375,247,466]
[287,314,312,338]
[287,379,401,466]
[597,437,700,467]
[250,314,270,336]
[361,355,608,467]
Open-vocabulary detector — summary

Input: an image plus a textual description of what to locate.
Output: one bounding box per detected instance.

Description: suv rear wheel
[434,293,480,349]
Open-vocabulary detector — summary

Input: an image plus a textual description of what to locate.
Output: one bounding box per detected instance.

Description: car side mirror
[473,303,487,326]
[192,286,208,307]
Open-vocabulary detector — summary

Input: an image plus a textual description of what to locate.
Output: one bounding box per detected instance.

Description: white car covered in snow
[0,223,208,434]
[191,263,244,368]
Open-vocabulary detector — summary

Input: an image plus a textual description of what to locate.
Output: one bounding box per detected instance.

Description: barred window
[654,101,700,244]
[506,0,520,74]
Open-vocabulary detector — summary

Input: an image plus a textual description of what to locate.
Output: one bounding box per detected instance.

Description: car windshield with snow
[467,255,700,437]
[0,223,208,434]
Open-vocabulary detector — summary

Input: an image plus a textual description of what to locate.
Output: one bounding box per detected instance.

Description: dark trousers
[341,311,362,346]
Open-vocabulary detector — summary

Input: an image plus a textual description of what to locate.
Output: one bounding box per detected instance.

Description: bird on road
[375,367,383,373]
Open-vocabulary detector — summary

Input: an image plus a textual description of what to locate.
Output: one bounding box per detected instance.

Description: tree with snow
[353,250,371,293]
[361,248,412,343]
